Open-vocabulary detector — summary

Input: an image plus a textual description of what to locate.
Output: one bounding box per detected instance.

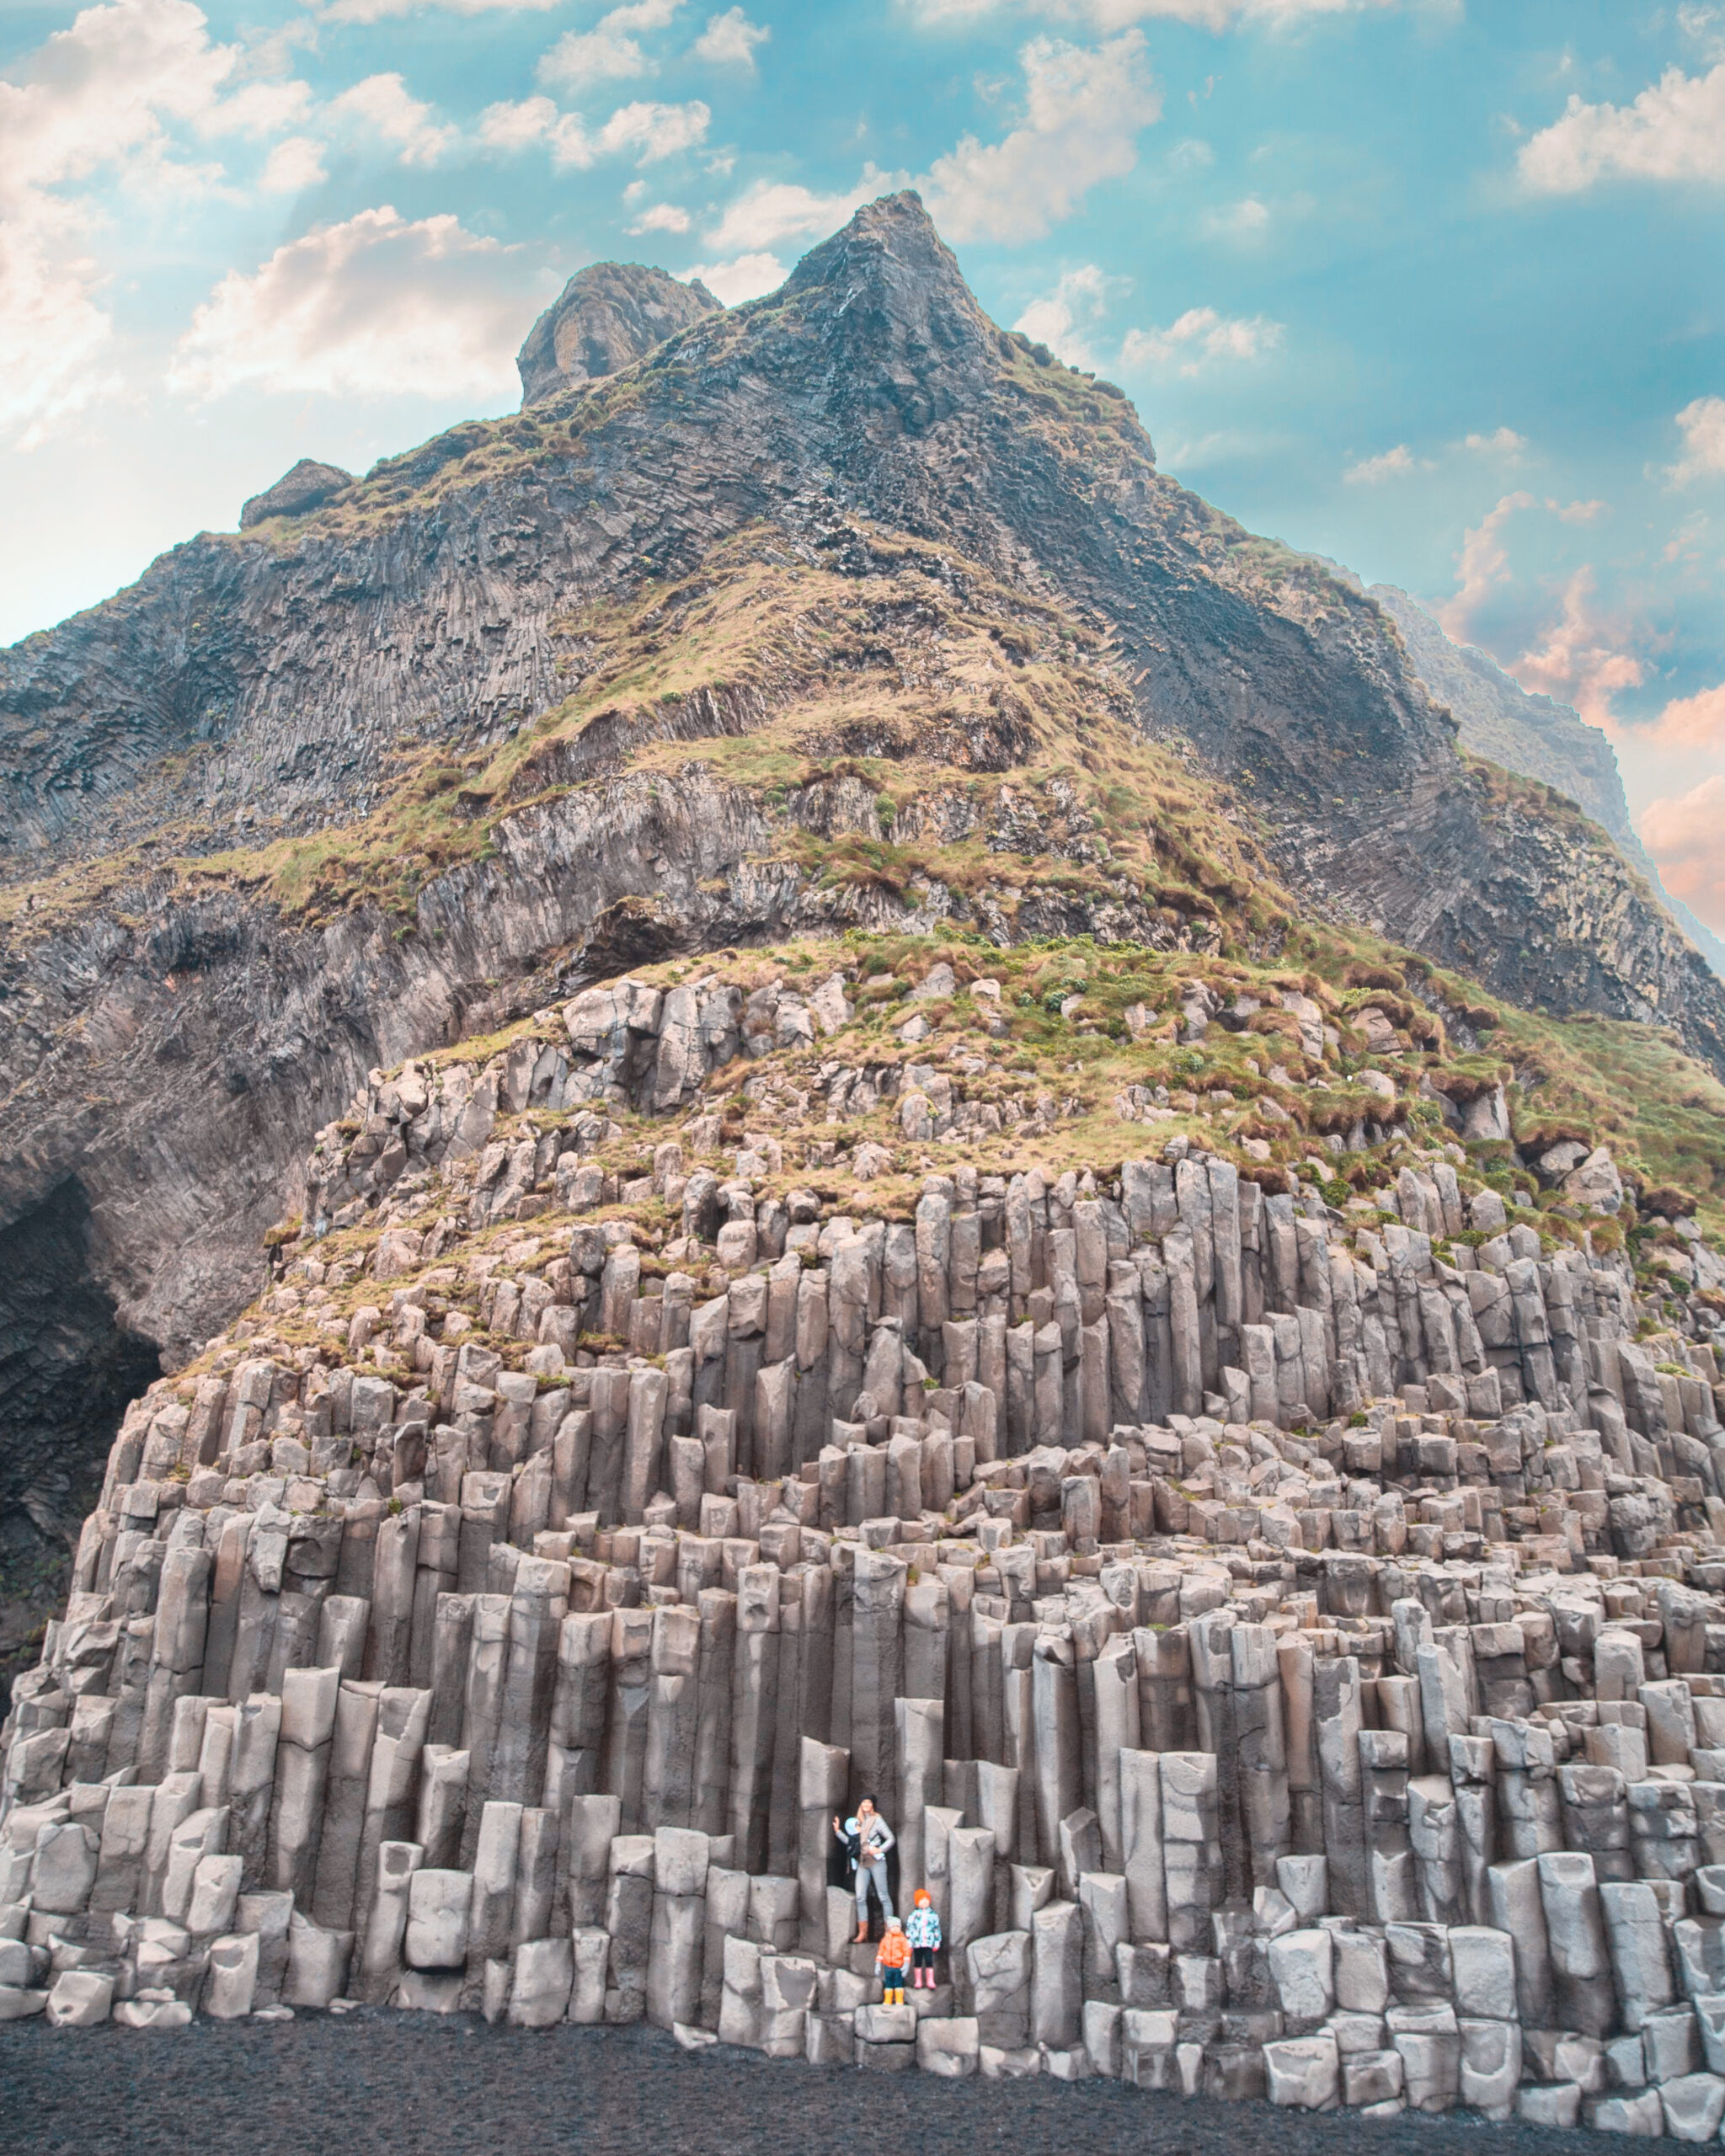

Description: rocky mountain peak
[4,191,1725,1748]
[516,260,720,407]
[776,189,1003,391]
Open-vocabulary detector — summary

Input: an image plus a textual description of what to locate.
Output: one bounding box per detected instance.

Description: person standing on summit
[834,1796,896,1941]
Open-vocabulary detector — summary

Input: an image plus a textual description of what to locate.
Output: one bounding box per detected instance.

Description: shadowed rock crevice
[0,1179,159,1705]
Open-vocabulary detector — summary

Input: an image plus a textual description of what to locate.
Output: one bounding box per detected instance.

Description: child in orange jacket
[875,1915,911,2005]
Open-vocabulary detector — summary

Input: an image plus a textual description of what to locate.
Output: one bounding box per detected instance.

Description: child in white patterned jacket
[905,1887,941,1988]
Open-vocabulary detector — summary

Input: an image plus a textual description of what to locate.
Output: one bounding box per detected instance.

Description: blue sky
[4,0,1725,925]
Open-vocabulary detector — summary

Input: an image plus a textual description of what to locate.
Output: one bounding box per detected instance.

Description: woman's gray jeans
[854,1860,894,1919]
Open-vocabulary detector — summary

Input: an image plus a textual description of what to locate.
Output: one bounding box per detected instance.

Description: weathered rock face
[5,195,1717,1073]
[2,189,1723,1652]
[1372,587,1635,849]
[3,961,1725,2110]
[1373,584,1725,983]
[239,460,352,531]
[516,261,719,406]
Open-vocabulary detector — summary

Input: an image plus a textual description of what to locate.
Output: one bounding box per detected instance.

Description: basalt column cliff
[4,197,1725,2127]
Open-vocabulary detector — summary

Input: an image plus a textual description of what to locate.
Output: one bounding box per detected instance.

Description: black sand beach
[3,2015,1608,2156]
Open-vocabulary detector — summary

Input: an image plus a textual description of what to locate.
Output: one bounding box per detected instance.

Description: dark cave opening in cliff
[0,1178,161,1707]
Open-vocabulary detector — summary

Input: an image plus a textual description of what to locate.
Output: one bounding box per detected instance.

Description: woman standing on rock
[834,1796,896,1941]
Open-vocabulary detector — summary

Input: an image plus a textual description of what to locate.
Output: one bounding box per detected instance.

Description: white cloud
[1119,303,1281,374]
[1664,510,1710,563]
[539,29,654,88]
[628,200,692,233]
[601,99,712,161]
[1435,489,1534,638]
[0,0,316,440]
[1667,395,1725,485]
[1343,442,1430,483]
[1519,63,1725,193]
[1550,496,1607,524]
[0,220,119,444]
[696,8,771,66]
[1013,264,1116,367]
[920,33,1162,243]
[1338,427,1524,483]
[1167,136,1214,171]
[685,250,783,302]
[328,73,459,168]
[702,177,884,254]
[1156,425,1259,468]
[537,0,681,88]
[904,0,1400,24]
[480,93,709,168]
[479,95,577,154]
[261,134,327,191]
[1,0,249,204]
[1203,194,1272,238]
[169,204,537,401]
[320,0,561,20]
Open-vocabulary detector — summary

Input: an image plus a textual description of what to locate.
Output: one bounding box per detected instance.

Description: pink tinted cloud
[1641,774,1725,931]
[1655,680,1725,751]
[1510,567,1645,733]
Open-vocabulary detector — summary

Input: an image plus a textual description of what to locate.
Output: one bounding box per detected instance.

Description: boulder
[509,1937,574,2027]
[516,263,719,406]
[239,459,350,529]
[405,1868,472,1969]
[114,1992,193,2030]
[284,1918,352,2009]
[966,1929,1032,2049]
[1264,2034,1340,2109]
[1342,2049,1404,2107]
[1589,2089,1665,2135]
[1459,2018,1521,2116]
[1660,2072,1725,2142]
[1268,1927,1334,2025]
[203,1932,259,2019]
[978,2043,1042,2079]
[1564,1146,1624,1214]
[45,1970,114,2027]
[916,2015,980,2077]
[1518,2084,1583,2127]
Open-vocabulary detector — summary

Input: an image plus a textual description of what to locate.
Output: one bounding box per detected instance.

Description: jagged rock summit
[516,261,719,407]
[239,459,352,530]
